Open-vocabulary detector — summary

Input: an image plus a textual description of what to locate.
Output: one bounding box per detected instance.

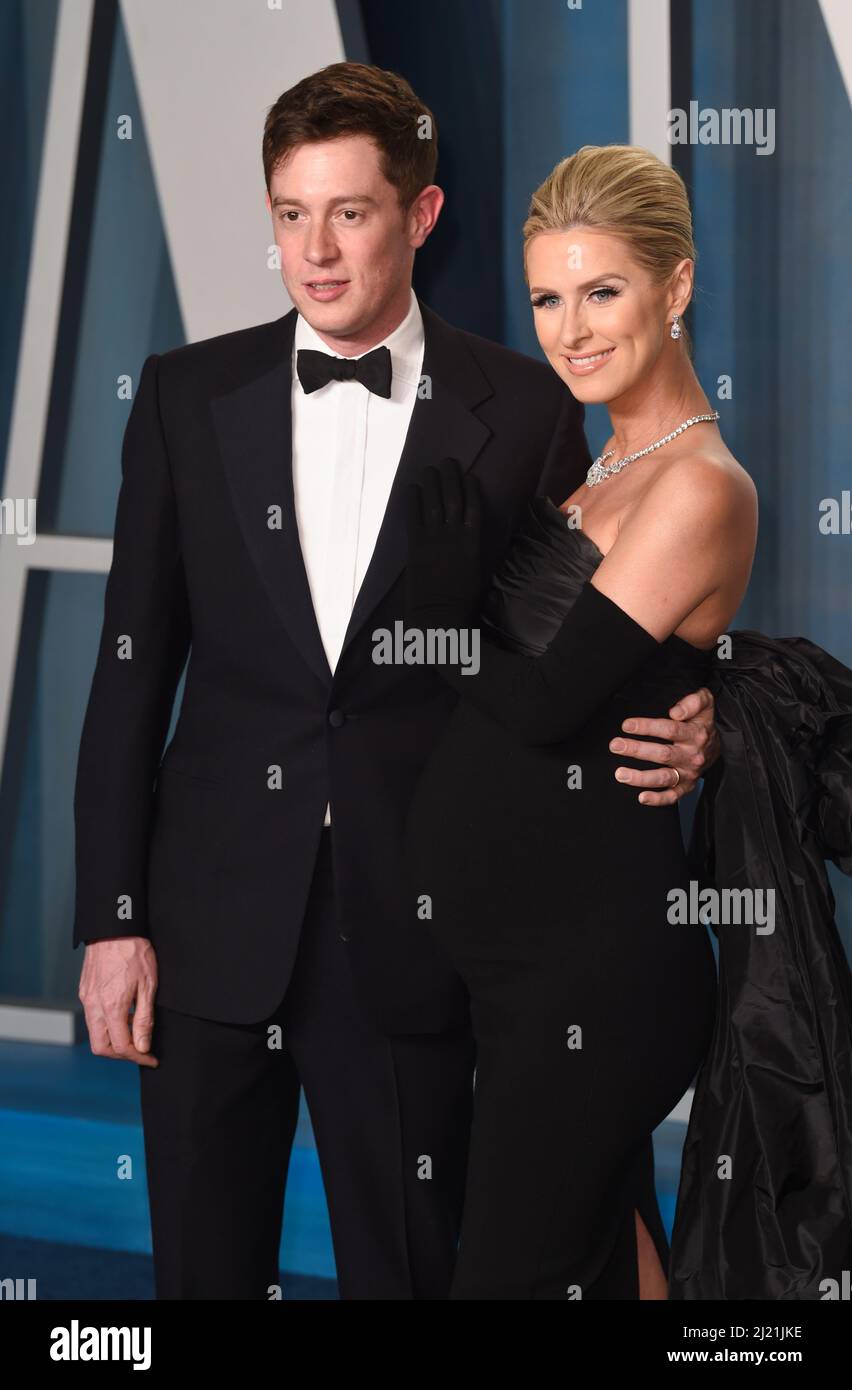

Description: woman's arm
[438,578,660,744]
[405,457,755,746]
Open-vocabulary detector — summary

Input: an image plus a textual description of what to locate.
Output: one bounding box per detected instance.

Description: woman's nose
[559,310,591,350]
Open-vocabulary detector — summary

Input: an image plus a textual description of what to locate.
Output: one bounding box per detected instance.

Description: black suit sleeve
[536,389,593,504]
[72,353,191,947]
[433,580,660,746]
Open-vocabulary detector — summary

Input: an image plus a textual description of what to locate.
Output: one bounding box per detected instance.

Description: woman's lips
[304,280,350,302]
[562,347,615,376]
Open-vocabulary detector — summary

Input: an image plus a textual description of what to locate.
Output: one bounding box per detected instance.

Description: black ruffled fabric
[669,631,852,1300]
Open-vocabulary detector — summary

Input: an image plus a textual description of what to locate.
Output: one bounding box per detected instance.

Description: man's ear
[408,185,445,249]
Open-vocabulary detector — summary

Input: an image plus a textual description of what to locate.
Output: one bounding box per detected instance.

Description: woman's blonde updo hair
[523,144,697,350]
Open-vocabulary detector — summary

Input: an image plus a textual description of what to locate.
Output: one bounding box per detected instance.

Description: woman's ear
[668,258,694,317]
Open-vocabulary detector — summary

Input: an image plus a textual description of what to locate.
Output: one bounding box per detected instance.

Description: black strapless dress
[403,497,719,1299]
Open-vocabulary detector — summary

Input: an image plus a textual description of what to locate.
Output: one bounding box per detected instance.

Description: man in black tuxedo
[74,62,717,1299]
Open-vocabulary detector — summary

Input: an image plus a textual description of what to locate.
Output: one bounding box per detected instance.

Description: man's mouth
[302,276,348,298]
[303,279,350,301]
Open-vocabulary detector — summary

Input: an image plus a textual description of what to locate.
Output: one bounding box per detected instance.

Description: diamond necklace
[585,412,720,487]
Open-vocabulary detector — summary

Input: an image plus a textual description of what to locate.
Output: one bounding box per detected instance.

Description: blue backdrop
[1,0,850,1001]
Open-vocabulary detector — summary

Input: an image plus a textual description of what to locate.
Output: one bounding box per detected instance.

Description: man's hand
[609,686,720,806]
[78,938,159,1066]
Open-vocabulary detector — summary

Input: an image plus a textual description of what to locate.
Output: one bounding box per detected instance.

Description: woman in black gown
[402,145,759,1299]
[405,501,723,1300]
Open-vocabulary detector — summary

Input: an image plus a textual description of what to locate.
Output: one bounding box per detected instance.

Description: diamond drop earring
[670,314,682,340]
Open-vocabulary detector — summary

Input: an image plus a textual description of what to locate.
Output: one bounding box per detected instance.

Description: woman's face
[526,228,685,406]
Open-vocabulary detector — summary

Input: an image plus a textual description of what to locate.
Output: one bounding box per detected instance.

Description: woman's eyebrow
[529,273,629,294]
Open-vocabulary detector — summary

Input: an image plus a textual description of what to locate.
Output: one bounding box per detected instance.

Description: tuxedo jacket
[72,298,591,1032]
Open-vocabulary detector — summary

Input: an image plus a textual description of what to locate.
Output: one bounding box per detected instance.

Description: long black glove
[405,459,661,746]
[405,458,484,632]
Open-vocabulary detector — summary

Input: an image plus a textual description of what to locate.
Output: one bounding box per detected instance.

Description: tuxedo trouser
[139,828,476,1299]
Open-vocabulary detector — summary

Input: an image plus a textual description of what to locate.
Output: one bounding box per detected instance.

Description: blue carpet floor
[0,1232,337,1300]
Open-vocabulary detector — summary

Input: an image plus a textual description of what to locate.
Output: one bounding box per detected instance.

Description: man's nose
[304,223,338,263]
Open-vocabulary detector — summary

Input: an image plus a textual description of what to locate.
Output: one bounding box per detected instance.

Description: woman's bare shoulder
[636,442,758,538]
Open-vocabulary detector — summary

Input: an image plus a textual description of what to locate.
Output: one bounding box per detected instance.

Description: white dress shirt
[291,288,425,826]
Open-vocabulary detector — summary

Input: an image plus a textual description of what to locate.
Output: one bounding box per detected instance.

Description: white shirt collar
[293,288,424,391]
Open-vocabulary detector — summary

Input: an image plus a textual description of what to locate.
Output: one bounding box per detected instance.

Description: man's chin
[289,290,360,337]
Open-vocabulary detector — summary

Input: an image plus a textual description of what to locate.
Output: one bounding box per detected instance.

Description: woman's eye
[589,287,619,303]
[531,294,560,309]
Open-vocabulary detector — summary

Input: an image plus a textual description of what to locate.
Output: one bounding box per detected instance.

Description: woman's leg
[636,1210,668,1299]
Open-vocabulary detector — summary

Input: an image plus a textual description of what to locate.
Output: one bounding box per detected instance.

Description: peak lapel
[212,310,333,690]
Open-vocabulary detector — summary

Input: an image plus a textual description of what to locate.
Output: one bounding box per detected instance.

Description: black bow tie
[296,345,393,398]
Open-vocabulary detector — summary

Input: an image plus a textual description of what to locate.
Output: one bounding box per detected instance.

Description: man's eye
[278,210,300,222]
[339,210,362,221]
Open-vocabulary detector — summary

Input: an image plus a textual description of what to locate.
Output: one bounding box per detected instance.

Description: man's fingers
[669,687,714,720]
[127,1046,158,1067]
[636,788,681,807]
[85,1008,156,1066]
[105,1009,132,1058]
[105,1004,158,1067]
[613,765,694,789]
[84,1008,115,1057]
[620,714,707,745]
[107,1035,158,1066]
[132,996,156,1054]
[611,737,677,766]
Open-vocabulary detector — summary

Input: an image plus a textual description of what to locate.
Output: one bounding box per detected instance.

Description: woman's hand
[405,458,483,632]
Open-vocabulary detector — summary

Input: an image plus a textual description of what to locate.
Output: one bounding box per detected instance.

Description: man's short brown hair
[263,61,438,209]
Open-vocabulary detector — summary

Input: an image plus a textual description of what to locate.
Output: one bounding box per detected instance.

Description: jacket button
[328,709,346,727]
